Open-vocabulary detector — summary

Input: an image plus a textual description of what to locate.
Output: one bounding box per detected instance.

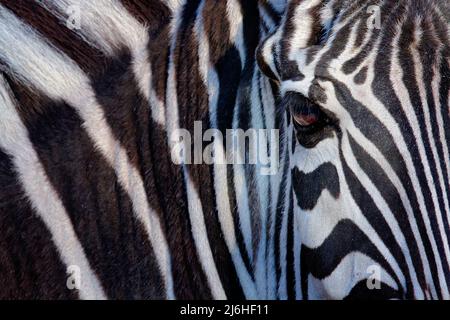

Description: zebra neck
[0,0,294,299]
[158,0,294,299]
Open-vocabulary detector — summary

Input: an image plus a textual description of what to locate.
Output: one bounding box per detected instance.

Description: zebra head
[257,0,450,299]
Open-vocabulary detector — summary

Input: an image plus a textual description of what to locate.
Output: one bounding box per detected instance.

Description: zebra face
[257,0,450,299]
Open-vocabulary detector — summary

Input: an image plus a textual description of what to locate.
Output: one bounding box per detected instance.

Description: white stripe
[195,1,259,298]
[250,67,271,298]
[0,6,174,299]
[165,4,226,299]
[308,252,397,299]
[312,21,445,298]
[165,0,186,13]
[277,181,290,300]
[39,0,165,126]
[390,24,449,297]
[226,1,257,280]
[410,26,450,298]
[260,72,280,300]
[258,2,277,31]
[432,51,450,232]
[261,30,282,80]
[320,75,439,297]
[267,0,287,13]
[227,0,246,67]
[39,0,147,55]
[288,0,322,60]
[276,116,293,300]
[294,205,303,300]
[0,76,106,300]
[293,135,406,294]
[211,145,258,299]
[341,133,423,298]
[183,169,227,299]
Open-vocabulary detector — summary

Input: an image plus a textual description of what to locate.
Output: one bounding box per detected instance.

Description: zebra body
[259,0,450,299]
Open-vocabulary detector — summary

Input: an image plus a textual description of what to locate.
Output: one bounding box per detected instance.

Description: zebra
[0,0,297,299]
[258,0,450,299]
[1,0,448,301]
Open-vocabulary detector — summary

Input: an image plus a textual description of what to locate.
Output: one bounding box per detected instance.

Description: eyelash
[289,96,329,132]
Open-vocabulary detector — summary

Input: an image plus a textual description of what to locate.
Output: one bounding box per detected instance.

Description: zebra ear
[256,33,280,81]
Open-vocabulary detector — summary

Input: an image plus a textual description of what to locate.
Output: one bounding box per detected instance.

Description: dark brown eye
[282,91,325,130]
[281,91,334,148]
[292,111,326,136]
[292,112,319,127]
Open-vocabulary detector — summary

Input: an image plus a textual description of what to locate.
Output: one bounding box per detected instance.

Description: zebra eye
[282,91,334,147]
[292,108,328,136]
[292,107,321,130]
[283,92,326,132]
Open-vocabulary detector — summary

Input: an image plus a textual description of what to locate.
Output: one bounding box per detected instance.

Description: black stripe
[6,76,165,299]
[347,133,427,298]
[417,15,450,289]
[169,0,215,299]
[278,0,305,81]
[352,18,367,50]
[318,0,380,76]
[344,279,401,300]
[353,66,368,84]
[120,0,171,30]
[301,219,400,299]
[378,6,448,297]
[202,15,249,296]
[292,163,340,211]
[340,0,402,75]
[217,52,255,286]
[203,0,232,65]
[331,77,443,299]
[259,0,282,26]
[1,0,105,75]
[0,148,78,299]
[274,131,291,297]
[285,190,296,300]
[341,136,409,297]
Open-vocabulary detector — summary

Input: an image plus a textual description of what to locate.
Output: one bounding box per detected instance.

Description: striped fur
[0,0,297,299]
[1,0,448,300]
[259,0,450,299]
